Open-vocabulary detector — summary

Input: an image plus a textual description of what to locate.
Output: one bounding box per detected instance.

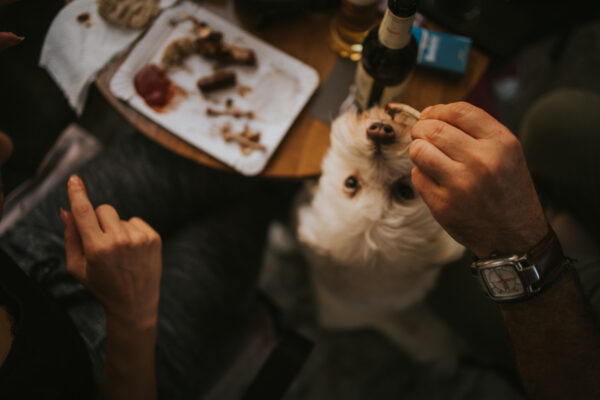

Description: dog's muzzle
[367,122,396,146]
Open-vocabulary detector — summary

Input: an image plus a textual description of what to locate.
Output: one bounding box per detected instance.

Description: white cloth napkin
[40,0,178,115]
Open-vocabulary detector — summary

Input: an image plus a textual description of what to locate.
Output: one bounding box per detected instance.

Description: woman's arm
[62,175,162,400]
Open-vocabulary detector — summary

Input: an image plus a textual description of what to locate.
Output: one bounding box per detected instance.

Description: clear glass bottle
[329,0,379,61]
[354,0,418,110]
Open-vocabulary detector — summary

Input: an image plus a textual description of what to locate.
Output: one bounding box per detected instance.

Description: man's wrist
[498,261,573,307]
[492,222,550,259]
[471,227,567,303]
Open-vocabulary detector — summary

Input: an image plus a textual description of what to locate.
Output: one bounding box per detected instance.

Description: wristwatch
[471,228,566,302]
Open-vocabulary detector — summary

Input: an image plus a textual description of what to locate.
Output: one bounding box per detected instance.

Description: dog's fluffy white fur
[296,106,465,367]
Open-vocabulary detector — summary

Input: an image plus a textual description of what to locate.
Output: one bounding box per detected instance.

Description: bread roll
[97,0,159,29]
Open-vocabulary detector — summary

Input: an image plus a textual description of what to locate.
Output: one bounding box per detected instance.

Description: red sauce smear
[134,64,174,110]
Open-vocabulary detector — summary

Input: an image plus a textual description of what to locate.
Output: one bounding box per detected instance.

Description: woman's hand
[0,32,23,53]
[61,175,162,329]
[0,1,24,53]
[61,175,161,400]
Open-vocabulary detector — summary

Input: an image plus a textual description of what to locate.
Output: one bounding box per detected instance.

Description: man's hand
[409,102,548,258]
[409,102,600,399]
[61,175,162,329]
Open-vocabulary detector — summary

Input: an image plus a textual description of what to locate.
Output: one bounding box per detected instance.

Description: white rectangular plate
[111,2,319,175]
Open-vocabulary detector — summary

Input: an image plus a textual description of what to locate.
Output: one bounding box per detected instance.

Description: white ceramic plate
[111,2,319,175]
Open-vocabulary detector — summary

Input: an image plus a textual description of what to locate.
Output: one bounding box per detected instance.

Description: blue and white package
[412,26,472,74]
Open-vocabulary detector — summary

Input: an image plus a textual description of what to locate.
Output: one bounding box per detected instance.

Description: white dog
[296,104,465,368]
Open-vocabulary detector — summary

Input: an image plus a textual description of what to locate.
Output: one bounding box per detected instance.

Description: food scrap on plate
[196,70,237,93]
[220,124,265,155]
[207,98,254,118]
[109,3,319,173]
[206,107,254,119]
[133,64,175,110]
[161,37,197,68]
[161,17,257,69]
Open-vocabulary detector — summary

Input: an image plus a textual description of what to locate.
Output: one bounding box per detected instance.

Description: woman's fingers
[0,32,23,52]
[61,209,87,283]
[67,175,103,245]
[127,217,162,249]
[95,204,123,234]
[128,217,155,235]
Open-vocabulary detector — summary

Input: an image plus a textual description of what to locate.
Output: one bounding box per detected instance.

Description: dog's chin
[299,194,452,269]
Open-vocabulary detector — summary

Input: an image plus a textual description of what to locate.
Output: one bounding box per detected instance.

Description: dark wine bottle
[354,0,418,110]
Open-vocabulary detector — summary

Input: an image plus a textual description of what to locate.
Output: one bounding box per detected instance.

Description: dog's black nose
[367,122,396,146]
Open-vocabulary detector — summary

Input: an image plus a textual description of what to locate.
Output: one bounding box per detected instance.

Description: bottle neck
[378,8,415,49]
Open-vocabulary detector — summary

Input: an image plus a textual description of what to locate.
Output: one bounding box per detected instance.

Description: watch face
[481,265,525,298]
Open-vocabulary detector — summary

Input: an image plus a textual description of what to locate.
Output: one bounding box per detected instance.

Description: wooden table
[96,2,489,178]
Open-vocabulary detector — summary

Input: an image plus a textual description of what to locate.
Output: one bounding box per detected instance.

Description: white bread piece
[97,0,160,29]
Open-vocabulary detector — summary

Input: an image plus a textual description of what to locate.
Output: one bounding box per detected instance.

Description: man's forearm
[102,316,158,400]
[500,266,600,399]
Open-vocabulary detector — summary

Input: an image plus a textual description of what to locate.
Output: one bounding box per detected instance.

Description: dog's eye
[392,179,415,201]
[345,176,358,190]
[344,176,360,197]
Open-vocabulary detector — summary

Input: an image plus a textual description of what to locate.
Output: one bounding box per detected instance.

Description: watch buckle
[519,264,541,290]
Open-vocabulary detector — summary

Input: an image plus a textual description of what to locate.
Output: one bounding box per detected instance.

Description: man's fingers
[0,32,24,52]
[421,102,501,140]
[67,175,102,244]
[95,204,122,234]
[409,139,459,185]
[410,167,446,212]
[61,209,87,283]
[411,119,478,162]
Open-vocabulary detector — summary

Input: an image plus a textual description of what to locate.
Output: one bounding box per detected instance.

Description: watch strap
[526,227,565,291]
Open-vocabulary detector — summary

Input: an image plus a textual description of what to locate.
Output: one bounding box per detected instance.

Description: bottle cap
[388,0,418,18]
